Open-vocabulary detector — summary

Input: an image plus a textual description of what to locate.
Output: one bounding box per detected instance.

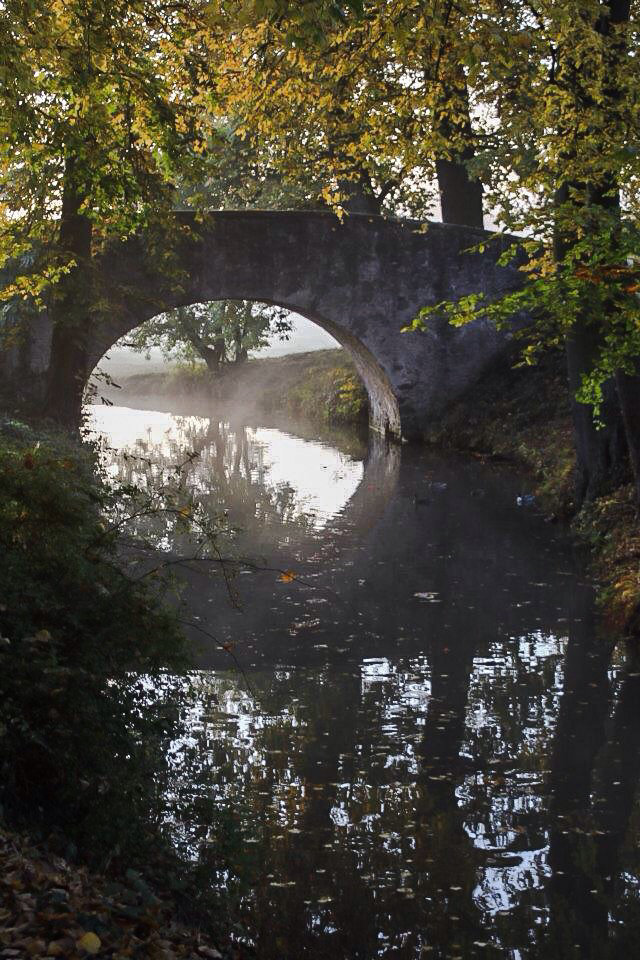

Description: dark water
[88,404,640,959]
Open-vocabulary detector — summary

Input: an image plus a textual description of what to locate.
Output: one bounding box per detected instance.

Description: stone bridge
[1,210,524,438]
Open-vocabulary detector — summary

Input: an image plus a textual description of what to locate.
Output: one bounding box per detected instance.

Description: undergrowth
[0,420,192,864]
[0,419,254,930]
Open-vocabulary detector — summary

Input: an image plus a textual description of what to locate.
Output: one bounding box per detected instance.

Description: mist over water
[87,401,640,959]
[89,405,364,530]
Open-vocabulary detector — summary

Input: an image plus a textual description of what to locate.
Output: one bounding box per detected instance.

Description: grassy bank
[427,351,640,636]
[100,349,368,427]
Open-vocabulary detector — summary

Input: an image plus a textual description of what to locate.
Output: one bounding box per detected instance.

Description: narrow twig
[135,552,339,598]
[177,617,257,701]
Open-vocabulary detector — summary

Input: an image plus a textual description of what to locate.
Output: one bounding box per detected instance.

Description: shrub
[0,421,189,868]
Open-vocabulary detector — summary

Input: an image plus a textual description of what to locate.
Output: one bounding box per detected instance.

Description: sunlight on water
[86,404,364,528]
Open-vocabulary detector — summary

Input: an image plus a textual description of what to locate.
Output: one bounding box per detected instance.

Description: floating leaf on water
[279,570,296,582]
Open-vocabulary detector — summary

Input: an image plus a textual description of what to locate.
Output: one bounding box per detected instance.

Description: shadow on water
[86,403,640,959]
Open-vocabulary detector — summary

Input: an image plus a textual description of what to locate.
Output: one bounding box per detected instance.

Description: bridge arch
[2,211,525,436]
[89,293,401,437]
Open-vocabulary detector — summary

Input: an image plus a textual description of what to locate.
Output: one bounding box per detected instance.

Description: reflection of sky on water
[84,403,640,958]
[86,405,363,529]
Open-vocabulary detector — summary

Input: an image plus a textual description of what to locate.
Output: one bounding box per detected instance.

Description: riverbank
[0,421,241,957]
[0,826,229,960]
[427,350,640,636]
[98,349,368,428]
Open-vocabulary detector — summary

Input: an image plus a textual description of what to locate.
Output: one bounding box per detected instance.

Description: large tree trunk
[602,0,640,506]
[436,151,483,229]
[565,325,628,503]
[615,368,640,506]
[199,338,226,374]
[341,170,382,215]
[434,72,484,229]
[45,160,93,428]
[557,0,633,504]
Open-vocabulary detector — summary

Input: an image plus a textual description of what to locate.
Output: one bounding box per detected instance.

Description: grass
[98,348,369,427]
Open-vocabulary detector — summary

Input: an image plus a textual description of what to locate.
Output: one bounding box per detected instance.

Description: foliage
[125,300,292,373]
[574,483,640,633]
[0,0,216,300]
[401,0,640,418]
[0,422,195,866]
[284,363,368,426]
[411,220,640,416]
[212,1,467,217]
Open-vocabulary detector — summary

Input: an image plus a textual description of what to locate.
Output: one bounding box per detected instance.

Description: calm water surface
[88,403,640,960]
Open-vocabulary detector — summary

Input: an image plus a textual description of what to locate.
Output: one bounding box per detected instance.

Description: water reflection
[88,404,640,959]
[88,405,365,534]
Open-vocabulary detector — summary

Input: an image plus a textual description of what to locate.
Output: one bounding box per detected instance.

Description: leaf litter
[0,827,233,959]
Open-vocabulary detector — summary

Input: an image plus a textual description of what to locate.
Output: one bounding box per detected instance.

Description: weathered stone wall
[0,211,525,437]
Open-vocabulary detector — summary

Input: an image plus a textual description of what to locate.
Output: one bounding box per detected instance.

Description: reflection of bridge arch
[5,211,524,438]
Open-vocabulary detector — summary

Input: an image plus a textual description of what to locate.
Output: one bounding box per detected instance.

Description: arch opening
[87,297,401,438]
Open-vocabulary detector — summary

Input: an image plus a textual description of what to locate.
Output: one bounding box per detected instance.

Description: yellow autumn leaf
[278,570,296,583]
[77,931,101,954]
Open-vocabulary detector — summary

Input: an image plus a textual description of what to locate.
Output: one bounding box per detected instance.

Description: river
[87,402,640,960]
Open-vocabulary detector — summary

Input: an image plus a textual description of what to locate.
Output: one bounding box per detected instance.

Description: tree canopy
[213,0,640,500]
[212,0,479,218]
[0,0,219,422]
[126,300,292,373]
[2,0,640,500]
[0,0,216,285]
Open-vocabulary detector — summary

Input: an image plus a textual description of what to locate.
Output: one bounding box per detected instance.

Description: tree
[407,0,640,503]
[215,0,640,504]
[126,300,293,375]
[0,0,216,426]
[212,0,484,222]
